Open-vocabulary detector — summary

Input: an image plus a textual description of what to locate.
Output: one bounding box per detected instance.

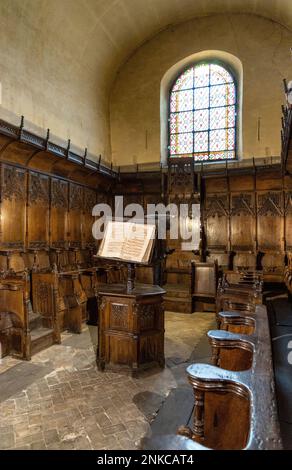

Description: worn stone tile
[44,429,59,445]
[117,437,138,450]
[15,432,43,446]
[13,445,31,450]
[102,423,126,436]
[95,412,112,428]
[0,425,14,434]
[30,440,47,450]
[28,414,43,426]
[0,433,15,449]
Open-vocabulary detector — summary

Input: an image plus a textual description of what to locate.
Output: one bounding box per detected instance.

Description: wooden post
[192,389,205,440]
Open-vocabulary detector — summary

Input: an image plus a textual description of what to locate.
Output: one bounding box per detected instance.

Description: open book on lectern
[98,220,156,264]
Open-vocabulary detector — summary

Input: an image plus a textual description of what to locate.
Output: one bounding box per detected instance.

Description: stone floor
[0,312,215,450]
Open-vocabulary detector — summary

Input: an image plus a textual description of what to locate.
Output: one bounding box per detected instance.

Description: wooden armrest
[207,329,255,348]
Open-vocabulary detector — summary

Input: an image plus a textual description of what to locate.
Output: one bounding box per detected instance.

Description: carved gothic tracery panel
[204,195,229,219]
[51,179,68,209]
[2,166,26,201]
[110,303,128,330]
[231,193,255,216]
[257,192,283,217]
[29,172,49,206]
[84,189,96,214]
[70,184,83,211]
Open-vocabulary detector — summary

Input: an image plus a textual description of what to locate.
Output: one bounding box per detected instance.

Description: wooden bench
[142,304,282,450]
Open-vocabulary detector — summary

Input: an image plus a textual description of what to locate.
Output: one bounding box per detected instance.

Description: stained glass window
[169,62,237,161]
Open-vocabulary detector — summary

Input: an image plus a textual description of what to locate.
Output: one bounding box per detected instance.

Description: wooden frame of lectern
[95,219,166,375]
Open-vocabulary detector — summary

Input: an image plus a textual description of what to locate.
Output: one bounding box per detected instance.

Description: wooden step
[164,285,191,299]
[29,312,42,330]
[164,296,193,313]
[30,327,54,356]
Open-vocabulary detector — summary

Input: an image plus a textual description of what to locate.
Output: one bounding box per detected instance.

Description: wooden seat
[0,275,55,359]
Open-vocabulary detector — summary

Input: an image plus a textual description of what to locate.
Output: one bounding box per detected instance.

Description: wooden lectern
[95,220,166,376]
[97,283,165,376]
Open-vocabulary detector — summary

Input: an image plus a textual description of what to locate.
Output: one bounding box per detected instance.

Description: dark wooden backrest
[233,252,256,271]
[192,261,218,296]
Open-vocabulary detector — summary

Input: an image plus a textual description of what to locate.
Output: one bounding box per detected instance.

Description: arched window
[169,62,237,161]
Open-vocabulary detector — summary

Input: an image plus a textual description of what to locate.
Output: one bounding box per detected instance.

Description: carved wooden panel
[230,193,255,251]
[233,252,256,271]
[83,188,96,248]
[110,303,129,330]
[285,191,292,250]
[204,195,229,251]
[139,304,155,330]
[27,172,50,249]
[0,164,26,250]
[50,178,68,249]
[32,280,54,318]
[257,191,284,251]
[168,158,196,198]
[68,183,83,248]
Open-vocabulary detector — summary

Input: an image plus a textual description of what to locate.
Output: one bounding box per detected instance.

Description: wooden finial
[45,128,50,150]
[19,115,24,139]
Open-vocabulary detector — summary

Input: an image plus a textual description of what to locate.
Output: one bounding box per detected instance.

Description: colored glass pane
[169,62,237,161]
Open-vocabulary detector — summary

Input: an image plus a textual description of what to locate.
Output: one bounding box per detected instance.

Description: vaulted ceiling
[1,0,292,160]
[65,0,292,80]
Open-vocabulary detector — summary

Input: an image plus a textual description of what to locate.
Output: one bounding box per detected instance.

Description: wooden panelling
[257,191,284,251]
[204,194,229,251]
[68,183,83,249]
[27,172,50,249]
[0,162,105,253]
[0,165,26,250]
[83,188,96,248]
[229,175,254,192]
[230,193,255,251]
[285,191,292,251]
[205,177,227,193]
[50,178,68,249]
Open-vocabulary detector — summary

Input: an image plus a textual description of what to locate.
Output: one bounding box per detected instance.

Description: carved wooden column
[192,389,205,440]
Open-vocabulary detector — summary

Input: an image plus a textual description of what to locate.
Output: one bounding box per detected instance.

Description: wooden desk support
[97,284,165,376]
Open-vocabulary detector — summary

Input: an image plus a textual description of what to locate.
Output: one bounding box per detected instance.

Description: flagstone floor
[0,312,215,450]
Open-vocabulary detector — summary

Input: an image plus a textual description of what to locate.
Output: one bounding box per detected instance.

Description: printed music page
[98,220,155,263]
[98,221,125,259]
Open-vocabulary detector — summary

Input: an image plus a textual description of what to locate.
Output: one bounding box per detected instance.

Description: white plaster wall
[110,14,292,166]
